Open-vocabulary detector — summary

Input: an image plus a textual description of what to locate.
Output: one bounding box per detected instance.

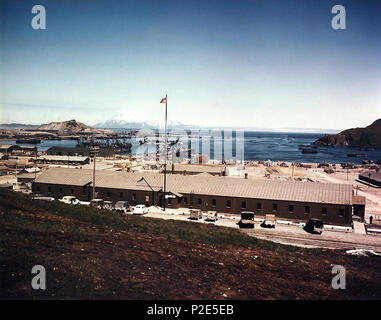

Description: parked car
[261,214,276,228]
[133,204,149,215]
[90,198,104,208]
[189,209,202,220]
[102,201,114,210]
[239,211,255,228]
[114,201,131,213]
[206,211,218,222]
[59,196,81,205]
[304,218,324,234]
[33,196,55,201]
[58,196,89,206]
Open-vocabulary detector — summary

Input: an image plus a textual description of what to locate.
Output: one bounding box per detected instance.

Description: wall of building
[32,182,353,225]
[164,193,352,225]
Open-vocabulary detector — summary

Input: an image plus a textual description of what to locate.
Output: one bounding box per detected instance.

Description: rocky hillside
[38,119,114,136]
[313,119,381,148]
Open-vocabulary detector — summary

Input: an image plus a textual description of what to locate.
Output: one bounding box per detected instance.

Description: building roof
[17,173,38,180]
[359,172,381,183]
[21,167,41,173]
[0,145,13,150]
[34,168,353,205]
[20,146,37,150]
[38,155,89,162]
[171,164,225,173]
[352,195,366,205]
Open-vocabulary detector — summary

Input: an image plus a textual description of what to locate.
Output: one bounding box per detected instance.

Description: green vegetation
[1,188,381,299]
[0,188,296,252]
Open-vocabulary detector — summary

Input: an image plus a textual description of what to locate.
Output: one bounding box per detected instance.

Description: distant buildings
[0,144,36,155]
[359,172,381,187]
[36,155,90,166]
[32,167,364,226]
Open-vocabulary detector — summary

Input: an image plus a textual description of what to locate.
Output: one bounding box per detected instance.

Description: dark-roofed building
[0,144,21,154]
[36,155,90,165]
[358,172,381,187]
[46,146,114,157]
[32,168,362,226]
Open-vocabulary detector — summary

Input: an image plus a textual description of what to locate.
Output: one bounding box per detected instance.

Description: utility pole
[160,95,168,211]
[34,150,37,180]
[90,147,99,200]
[291,163,294,178]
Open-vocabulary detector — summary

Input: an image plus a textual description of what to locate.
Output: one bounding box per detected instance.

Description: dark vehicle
[304,218,324,234]
[90,198,104,208]
[261,214,276,228]
[114,201,131,213]
[239,211,255,228]
[102,201,114,210]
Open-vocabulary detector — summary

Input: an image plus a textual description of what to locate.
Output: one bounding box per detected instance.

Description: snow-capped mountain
[94,111,192,129]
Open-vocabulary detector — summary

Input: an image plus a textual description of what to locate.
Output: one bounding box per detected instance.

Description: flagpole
[163,94,168,211]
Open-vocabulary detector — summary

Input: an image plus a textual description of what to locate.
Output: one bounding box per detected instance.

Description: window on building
[71,189,74,195]
[242,201,247,209]
[257,202,262,210]
[339,209,344,217]
[145,195,150,202]
[132,194,136,201]
[168,197,172,204]
[288,205,294,213]
[82,186,86,195]
[305,206,310,214]
[36,186,40,192]
[212,199,216,207]
[198,198,202,205]
[226,200,231,208]
[183,197,187,204]
[272,204,277,212]
[48,186,51,193]
[120,192,124,198]
[107,191,111,198]
[59,188,63,194]
[322,208,327,216]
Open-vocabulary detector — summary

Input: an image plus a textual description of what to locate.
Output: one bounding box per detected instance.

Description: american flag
[160,97,167,103]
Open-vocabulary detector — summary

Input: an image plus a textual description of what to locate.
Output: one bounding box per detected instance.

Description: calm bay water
[3,131,381,164]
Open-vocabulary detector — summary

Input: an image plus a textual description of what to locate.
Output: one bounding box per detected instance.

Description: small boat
[301,148,318,154]
[16,138,41,144]
[347,153,367,158]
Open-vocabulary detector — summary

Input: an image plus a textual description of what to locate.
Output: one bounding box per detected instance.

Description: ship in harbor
[15,138,41,144]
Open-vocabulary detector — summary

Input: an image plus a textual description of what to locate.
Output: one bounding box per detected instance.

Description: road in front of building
[143,207,381,252]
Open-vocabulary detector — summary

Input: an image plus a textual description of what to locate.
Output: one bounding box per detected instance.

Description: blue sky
[0,0,381,130]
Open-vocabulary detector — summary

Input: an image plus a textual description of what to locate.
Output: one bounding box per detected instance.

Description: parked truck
[206,211,218,222]
[189,209,202,220]
[239,211,255,228]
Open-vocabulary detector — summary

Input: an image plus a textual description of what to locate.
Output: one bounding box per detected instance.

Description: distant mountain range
[0,118,352,135]
[313,119,381,148]
[93,112,193,130]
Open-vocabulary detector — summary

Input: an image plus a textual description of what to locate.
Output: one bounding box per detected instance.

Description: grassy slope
[1,188,381,299]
